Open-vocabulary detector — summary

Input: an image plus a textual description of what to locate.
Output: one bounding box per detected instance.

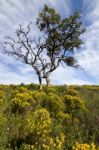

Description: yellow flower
[72,142,98,150]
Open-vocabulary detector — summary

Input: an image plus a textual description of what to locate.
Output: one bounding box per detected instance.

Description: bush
[64,95,86,116]
[0,84,99,149]
[67,88,79,96]
[72,142,98,150]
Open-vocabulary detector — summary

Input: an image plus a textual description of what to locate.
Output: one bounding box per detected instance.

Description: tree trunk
[46,74,50,87]
[38,73,42,90]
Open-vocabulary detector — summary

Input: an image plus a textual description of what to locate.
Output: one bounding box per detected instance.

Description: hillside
[0,84,99,150]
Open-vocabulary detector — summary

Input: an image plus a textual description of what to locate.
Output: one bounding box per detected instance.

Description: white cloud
[51,66,92,85]
[76,0,99,80]
[0,63,38,84]
[17,65,33,74]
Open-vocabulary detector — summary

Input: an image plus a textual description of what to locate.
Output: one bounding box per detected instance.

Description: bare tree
[3,23,50,89]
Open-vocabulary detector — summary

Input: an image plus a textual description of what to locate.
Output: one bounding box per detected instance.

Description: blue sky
[0,0,99,85]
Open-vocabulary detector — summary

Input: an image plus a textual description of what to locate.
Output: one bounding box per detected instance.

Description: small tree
[37,5,85,86]
[3,5,85,88]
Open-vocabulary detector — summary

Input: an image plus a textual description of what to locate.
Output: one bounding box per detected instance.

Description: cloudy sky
[0,0,99,85]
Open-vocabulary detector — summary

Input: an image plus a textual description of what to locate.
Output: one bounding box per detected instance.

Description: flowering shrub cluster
[0,84,99,149]
[72,142,98,150]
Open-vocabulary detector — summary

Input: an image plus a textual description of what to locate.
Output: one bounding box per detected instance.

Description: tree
[36,5,85,86]
[3,23,48,90]
[3,5,85,89]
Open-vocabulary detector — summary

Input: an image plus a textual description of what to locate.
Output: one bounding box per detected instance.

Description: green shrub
[64,95,86,116]
[0,84,99,149]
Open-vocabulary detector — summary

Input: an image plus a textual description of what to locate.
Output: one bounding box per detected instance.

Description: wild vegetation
[0,84,99,150]
[0,1,99,150]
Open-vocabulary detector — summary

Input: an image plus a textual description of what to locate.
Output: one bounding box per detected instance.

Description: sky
[0,0,99,85]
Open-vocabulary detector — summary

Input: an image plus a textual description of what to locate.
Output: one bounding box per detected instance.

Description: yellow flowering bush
[0,91,4,105]
[31,92,65,117]
[25,108,65,150]
[67,89,78,96]
[26,108,51,135]
[0,91,4,99]
[64,95,86,115]
[72,142,98,150]
[57,111,71,124]
[11,92,35,113]
[41,93,65,116]
[19,144,35,150]
[31,91,48,106]
[25,108,53,149]
[13,86,29,93]
[54,133,65,150]
[0,84,99,149]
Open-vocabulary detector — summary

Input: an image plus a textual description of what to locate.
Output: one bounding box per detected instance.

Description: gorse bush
[67,88,79,96]
[72,142,99,150]
[0,84,99,149]
[64,95,86,117]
